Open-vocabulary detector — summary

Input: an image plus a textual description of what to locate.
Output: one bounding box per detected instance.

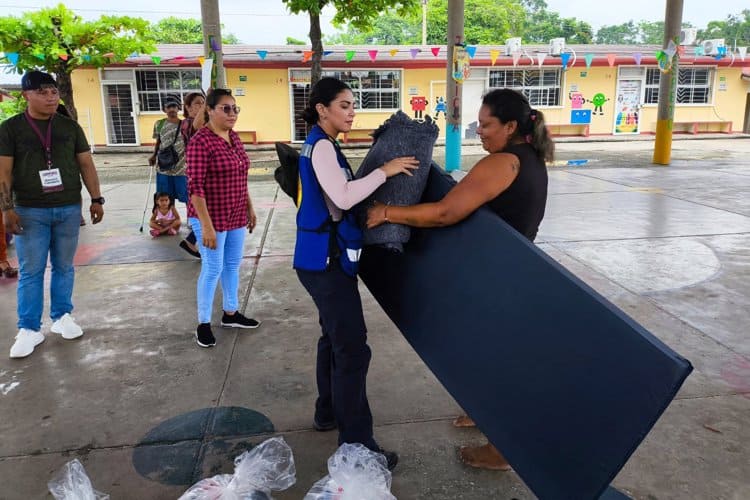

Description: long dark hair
[183,92,205,119]
[152,192,174,214]
[301,77,351,125]
[482,89,554,162]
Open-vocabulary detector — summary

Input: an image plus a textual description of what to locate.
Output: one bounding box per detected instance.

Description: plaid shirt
[186,127,249,232]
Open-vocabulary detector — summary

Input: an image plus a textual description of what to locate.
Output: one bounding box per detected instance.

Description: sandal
[0,261,18,278]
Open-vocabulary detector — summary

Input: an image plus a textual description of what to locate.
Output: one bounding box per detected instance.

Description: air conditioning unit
[549,38,566,56]
[679,28,698,46]
[505,37,522,55]
[701,39,725,56]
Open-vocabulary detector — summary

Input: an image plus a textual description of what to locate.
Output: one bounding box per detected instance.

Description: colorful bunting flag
[584,53,594,68]
[59,53,68,61]
[151,56,161,65]
[368,50,378,62]
[633,52,642,65]
[256,50,267,60]
[129,51,138,58]
[210,36,221,52]
[323,51,333,56]
[389,48,398,57]
[739,47,747,61]
[431,47,440,57]
[198,56,206,66]
[466,46,477,59]
[606,54,616,66]
[511,50,520,67]
[345,50,355,63]
[694,46,704,56]
[560,52,571,69]
[490,49,500,66]
[6,52,19,65]
[409,48,419,59]
[537,52,547,67]
[677,46,685,57]
[35,53,46,61]
[302,51,312,63]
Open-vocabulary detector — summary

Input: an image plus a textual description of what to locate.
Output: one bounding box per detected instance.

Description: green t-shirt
[0,112,90,207]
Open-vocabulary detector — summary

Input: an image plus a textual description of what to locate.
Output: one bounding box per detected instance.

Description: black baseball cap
[21,71,57,91]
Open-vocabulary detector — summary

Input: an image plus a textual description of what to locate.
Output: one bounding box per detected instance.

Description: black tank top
[484,143,548,242]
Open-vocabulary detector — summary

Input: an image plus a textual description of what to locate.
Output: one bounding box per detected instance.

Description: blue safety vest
[294,125,363,277]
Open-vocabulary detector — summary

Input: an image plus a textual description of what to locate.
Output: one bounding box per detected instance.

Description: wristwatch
[91,197,105,205]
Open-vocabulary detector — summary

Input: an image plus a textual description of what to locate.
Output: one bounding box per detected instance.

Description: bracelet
[384,205,389,223]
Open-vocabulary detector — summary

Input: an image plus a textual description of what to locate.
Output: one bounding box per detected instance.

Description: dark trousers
[296,265,378,450]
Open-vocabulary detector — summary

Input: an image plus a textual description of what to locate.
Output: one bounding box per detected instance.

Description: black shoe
[221,311,261,329]
[312,417,337,432]
[179,240,201,258]
[379,449,399,471]
[196,323,216,347]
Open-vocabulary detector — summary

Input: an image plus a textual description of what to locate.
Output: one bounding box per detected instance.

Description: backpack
[274,142,300,206]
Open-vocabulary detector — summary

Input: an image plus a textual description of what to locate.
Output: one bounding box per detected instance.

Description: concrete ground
[1,137,749,499]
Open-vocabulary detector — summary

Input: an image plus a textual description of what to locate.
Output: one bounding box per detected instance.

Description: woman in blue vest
[295,77,419,471]
[365,88,554,471]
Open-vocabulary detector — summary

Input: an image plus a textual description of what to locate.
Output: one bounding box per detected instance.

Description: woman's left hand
[247,207,257,232]
[366,201,388,229]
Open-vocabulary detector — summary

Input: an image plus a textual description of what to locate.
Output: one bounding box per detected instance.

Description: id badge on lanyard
[25,111,64,193]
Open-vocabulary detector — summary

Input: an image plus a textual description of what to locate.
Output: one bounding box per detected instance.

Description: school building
[70,43,750,147]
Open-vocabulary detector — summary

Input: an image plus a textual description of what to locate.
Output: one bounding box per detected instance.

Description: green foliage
[283,0,420,32]
[286,36,308,45]
[0,92,26,123]
[326,11,421,45]
[151,17,239,44]
[523,7,593,44]
[698,10,750,46]
[423,0,526,45]
[596,20,697,45]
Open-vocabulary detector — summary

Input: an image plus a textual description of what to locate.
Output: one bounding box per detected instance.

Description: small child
[149,192,181,237]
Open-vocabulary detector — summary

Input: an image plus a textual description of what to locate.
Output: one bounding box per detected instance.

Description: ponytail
[527,109,554,163]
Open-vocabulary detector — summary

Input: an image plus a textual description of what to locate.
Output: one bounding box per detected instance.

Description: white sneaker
[51,313,83,340]
[9,329,45,358]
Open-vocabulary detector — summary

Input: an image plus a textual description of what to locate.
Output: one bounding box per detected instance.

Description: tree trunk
[54,65,78,121]
[309,11,323,86]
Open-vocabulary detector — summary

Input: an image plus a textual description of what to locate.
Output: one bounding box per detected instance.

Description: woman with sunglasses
[186,89,260,347]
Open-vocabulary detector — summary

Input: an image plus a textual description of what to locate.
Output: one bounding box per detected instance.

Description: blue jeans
[156,173,188,203]
[189,218,245,324]
[15,204,81,331]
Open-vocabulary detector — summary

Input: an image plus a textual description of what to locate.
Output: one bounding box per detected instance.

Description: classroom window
[644,67,713,104]
[322,70,401,110]
[135,69,202,112]
[488,69,561,106]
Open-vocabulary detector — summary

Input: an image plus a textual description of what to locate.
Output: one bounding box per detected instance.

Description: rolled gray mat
[355,111,439,252]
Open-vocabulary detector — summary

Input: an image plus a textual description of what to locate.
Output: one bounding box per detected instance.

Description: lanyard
[24,111,54,168]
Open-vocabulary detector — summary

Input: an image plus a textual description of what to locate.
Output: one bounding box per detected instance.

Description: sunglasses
[216,104,241,115]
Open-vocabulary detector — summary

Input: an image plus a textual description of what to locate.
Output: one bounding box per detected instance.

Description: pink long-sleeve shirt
[311,139,386,221]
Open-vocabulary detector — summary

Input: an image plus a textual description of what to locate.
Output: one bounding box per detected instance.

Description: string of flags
[2,44,747,69]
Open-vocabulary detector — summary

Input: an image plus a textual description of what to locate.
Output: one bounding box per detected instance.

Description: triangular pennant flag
[560,52,571,69]
[129,51,138,58]
[410,48,419,59]
[537,52,547,67]
[466,46,477,58]
[173,56,185,61]
[431,47,440,57]
[607,53,616,66]
[345,50,355,63]
[633,52,642,65]
[694,45,704,56]
[677,46,685,57]
[256,50,267,60]
[6,52,19,65]
[584,53,594,68]
[389,48,398,57]
[511,50,520,66]
[323,51,333,56]
[490,49,501,66]
[59,53,68,61]
[210,36,221,52]
[302,51,312,63]
[151,56,161,65]
[664,40,677,59]
[82,54,91,62]
[35,53,46,60]
[198,56,205,65]
[103,52,115,58]
[368,49,378,62]
[739,47,747,61]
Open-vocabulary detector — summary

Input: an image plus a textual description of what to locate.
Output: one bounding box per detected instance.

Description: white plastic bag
[304,443,396,500]
[48,459,109,500]
[180,436,296,500]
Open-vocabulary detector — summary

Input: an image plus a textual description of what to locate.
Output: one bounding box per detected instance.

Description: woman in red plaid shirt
[186,89,260,347]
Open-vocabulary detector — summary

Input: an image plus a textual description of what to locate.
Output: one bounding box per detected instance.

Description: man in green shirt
[0,70,104,358]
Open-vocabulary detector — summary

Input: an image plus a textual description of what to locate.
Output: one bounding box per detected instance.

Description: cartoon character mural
[589,93,609,115]
[569,92,586,109]
[433,96,447,119]
[410,96,428,119]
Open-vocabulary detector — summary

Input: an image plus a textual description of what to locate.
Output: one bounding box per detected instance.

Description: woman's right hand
[202,225,217,249]
[379,156,420,178]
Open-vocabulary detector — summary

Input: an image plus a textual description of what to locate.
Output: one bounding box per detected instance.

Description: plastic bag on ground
[48,459,109,500]
[304,443,396,500]
[179,436,296,500]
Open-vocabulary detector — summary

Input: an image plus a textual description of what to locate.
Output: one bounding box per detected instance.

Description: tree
[523,8,593,44]
[698,10,750,48]
[424,0,525,45]
[595,21,639,44]
[281,0,420,85]
[286,36,308,45]
[0,92,26,123]
[326,10,421,45]
[151,17,239,44]
[0,4,154,121]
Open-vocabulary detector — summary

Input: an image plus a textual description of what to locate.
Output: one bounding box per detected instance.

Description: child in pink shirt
[149,192,181,237]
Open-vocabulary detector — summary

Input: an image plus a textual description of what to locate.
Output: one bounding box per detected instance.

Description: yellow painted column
[652,0,683,166]
[653,119,674,165]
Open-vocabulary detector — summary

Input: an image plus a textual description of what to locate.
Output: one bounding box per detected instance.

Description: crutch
[139,165,155,232]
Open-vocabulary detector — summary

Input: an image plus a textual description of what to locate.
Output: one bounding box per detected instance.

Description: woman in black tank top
[366,88,554,470]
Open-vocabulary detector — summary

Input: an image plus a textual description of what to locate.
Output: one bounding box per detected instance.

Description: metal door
[102,83,138,145]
